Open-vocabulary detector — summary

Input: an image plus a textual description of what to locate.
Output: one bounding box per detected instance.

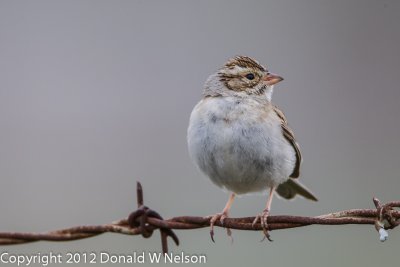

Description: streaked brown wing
[273,105,301,178]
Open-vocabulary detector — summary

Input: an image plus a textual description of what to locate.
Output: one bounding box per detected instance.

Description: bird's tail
[276,179,318,201]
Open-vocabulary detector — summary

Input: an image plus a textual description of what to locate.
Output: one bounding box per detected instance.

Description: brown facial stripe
[252,85,267,95]
[224,56,266,72]
[218,72,260,92]
[218,73,239,79]
[218,73,239,91]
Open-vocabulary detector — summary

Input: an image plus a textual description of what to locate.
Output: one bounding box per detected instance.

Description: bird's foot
[252,208,273,242]
[207,212,232,243]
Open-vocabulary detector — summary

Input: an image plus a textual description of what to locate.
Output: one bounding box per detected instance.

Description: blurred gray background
[0,0,399,266]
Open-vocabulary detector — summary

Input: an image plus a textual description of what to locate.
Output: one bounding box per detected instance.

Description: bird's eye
[245,73,255,80]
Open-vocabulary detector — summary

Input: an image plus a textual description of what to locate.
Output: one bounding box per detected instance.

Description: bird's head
[204,56,283,100]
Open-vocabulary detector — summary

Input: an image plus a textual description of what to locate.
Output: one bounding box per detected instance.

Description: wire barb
[0,182,399,251]
[127,182,179,253]
[373,197,400,241]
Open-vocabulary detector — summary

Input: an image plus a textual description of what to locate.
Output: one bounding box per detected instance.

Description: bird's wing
[273,105,302,178]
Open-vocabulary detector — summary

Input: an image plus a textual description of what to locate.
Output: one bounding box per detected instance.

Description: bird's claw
[252,209,273,242]
[208,212,231,243]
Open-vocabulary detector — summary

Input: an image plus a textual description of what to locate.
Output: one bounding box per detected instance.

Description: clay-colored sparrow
[187,56,317,241]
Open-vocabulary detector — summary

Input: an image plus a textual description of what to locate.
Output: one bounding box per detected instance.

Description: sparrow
[187,56,317,241]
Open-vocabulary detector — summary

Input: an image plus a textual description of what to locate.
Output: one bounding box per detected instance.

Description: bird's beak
[262,73,284,86]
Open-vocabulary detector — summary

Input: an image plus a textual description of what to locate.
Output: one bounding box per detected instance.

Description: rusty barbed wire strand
[0,182,399,252]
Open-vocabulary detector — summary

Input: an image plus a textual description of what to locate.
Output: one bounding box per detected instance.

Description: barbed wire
[0,182,399,253]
